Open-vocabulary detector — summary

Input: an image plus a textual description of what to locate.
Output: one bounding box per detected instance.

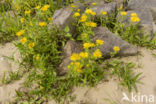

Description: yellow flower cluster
[130,12,140,22]
[85,22,97,27]
[39,22,47,27]
[85,9,96,16]
[80,14,87,22]
[20,37,27,44]
[96,40,104,45]
[41,5,50,12]
[113,46,120,52]
[83,43,95,49]
[16,30,25,37]
[68,62,82,73]
[93,49,102,58]
[121,11,127,16]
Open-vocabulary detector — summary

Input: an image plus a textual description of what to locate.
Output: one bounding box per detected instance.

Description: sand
[0,43,156,104]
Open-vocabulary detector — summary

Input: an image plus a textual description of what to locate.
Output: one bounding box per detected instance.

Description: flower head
[36,54,40,60]
[80,14,87,22]
[130,16,140,22]
[85,9,93,14]
[25,10,31,14]
[41,5,50,12]
[77,9,80,12]
[85,22,97,27]
[121,11,127,16]
[39,22,47,27]
[29,21,33,26]
[20,37,27,44]
[131,13,138,17]
[81,33,88,38]
[102,11,107,15]
[73,12,80,17]
[36,6,41,10]
[16,30,25,37]
[96,40,104,45]
[92,2,96,6]
[71,4,76,8]
[70,53,80,61]
[93,49,102,58]
[113,46,120,52]
[91,11,96,16]
[48,18,53,21]
[28,43,35,49]
[83,43,95,49]
[20,18,25,23]
[79,52,88,59]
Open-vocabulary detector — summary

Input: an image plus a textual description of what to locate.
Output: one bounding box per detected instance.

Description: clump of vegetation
[98,9,156,49]
[0,1,148,103]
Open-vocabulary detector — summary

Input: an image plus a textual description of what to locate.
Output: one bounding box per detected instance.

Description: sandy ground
[0,43,156,104]
[0,43,24,103]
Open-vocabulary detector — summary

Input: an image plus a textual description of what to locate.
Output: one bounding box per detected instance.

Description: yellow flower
[130,16,140,22]
[81,33,88,38]
[20,18,25,23]
[113,46,120,52]
[70,53,80,61]
[77,69,82,73]
[28,43,35,49]
[71,4,76,8]
[85,22,97,27]
[29,21,33,26]
[131,13,138,17]
[121,11,127,16]
[92,2,96,6]
[36,6,41,10]
[16,30,25,37]
[25,10,31,14]
[90,43,96,47]
[119,6,123,10]
[83,43,95,49]
[41,5,50,12]
[85,9,93,14]
[73,12,80,17]
[93,49,102,58]
[79,52,88,58]
[101,11,107,15]
[77,9,80,12]
[91,11,96,16]
[36,54,40,60]
[96,40,104,45]
[80,14,87,22]
[39,22,47,27]
[20,37,27,44]
[86,64,89,67]
[48,18,53,21]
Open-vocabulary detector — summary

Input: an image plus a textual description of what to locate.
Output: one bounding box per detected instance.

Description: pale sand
[0,43,156,104]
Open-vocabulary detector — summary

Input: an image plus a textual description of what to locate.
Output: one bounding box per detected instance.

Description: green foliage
[0,11,20,43]
[98,10,156,50]
[109,60,142,92]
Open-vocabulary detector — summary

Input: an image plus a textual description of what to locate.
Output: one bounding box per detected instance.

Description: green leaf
[64,26,70,33]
